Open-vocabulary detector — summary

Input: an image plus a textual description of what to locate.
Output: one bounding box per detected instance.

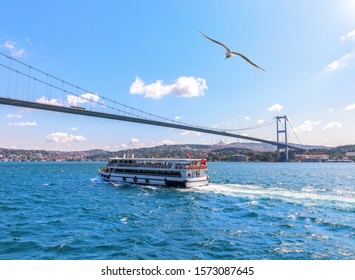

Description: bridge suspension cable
[286,119,302,146]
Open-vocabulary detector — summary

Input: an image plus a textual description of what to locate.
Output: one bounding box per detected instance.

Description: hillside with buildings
[0,143,354,162]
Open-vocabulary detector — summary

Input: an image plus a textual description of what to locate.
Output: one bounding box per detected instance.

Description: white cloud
[325,29,355,73]
[345,104,355,111]
[3,40,27,58]
[67,93,100,106]
[328,108,334,112]
[115,143,129,150]
[115,139,175,150]
[71,127,78,131]
[293,120,321,133]
[8,121,38,127]
[326,60,342,72]
[268,103,283,112]
[340,29,355,42]
[257,119,264,124]
[325,50,355,72]
[161,139,175,145]
[129,76,207,99]
[322,122,342,130]
[6,114,22,118]
[46,132,86,143]
[244,116,250,121]
[174,116,182,120]
[36,96,62,106]
[181,130,201,136]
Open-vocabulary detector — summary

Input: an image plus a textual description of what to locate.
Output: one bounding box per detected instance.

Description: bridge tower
[276,115,289,161]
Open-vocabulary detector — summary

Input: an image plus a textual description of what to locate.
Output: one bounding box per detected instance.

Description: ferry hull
[99,172,209,188]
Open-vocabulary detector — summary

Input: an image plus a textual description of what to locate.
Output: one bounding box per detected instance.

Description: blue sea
[0,161,354,260]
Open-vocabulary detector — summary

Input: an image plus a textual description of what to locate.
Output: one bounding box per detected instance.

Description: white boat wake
[189,183,355,209]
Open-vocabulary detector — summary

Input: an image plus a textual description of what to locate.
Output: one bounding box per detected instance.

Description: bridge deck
[0,97,301,150]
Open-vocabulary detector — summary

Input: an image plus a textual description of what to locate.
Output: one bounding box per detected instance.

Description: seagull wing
[198,31,231,51]
[231,51,265,72]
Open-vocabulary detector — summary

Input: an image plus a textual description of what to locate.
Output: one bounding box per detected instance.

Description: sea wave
[190,183,355,209]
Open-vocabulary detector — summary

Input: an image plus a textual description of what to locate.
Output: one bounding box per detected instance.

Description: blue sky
[1,0,355,151]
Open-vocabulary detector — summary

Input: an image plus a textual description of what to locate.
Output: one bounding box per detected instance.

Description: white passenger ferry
[99,157,209,188]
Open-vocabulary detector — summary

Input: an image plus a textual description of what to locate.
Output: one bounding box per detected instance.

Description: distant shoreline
[1,143,355,163]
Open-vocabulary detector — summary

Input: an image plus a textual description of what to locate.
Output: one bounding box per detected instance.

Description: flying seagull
[198,31,265,72]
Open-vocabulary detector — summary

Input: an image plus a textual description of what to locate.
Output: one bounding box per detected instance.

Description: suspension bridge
[0,52,303,160]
